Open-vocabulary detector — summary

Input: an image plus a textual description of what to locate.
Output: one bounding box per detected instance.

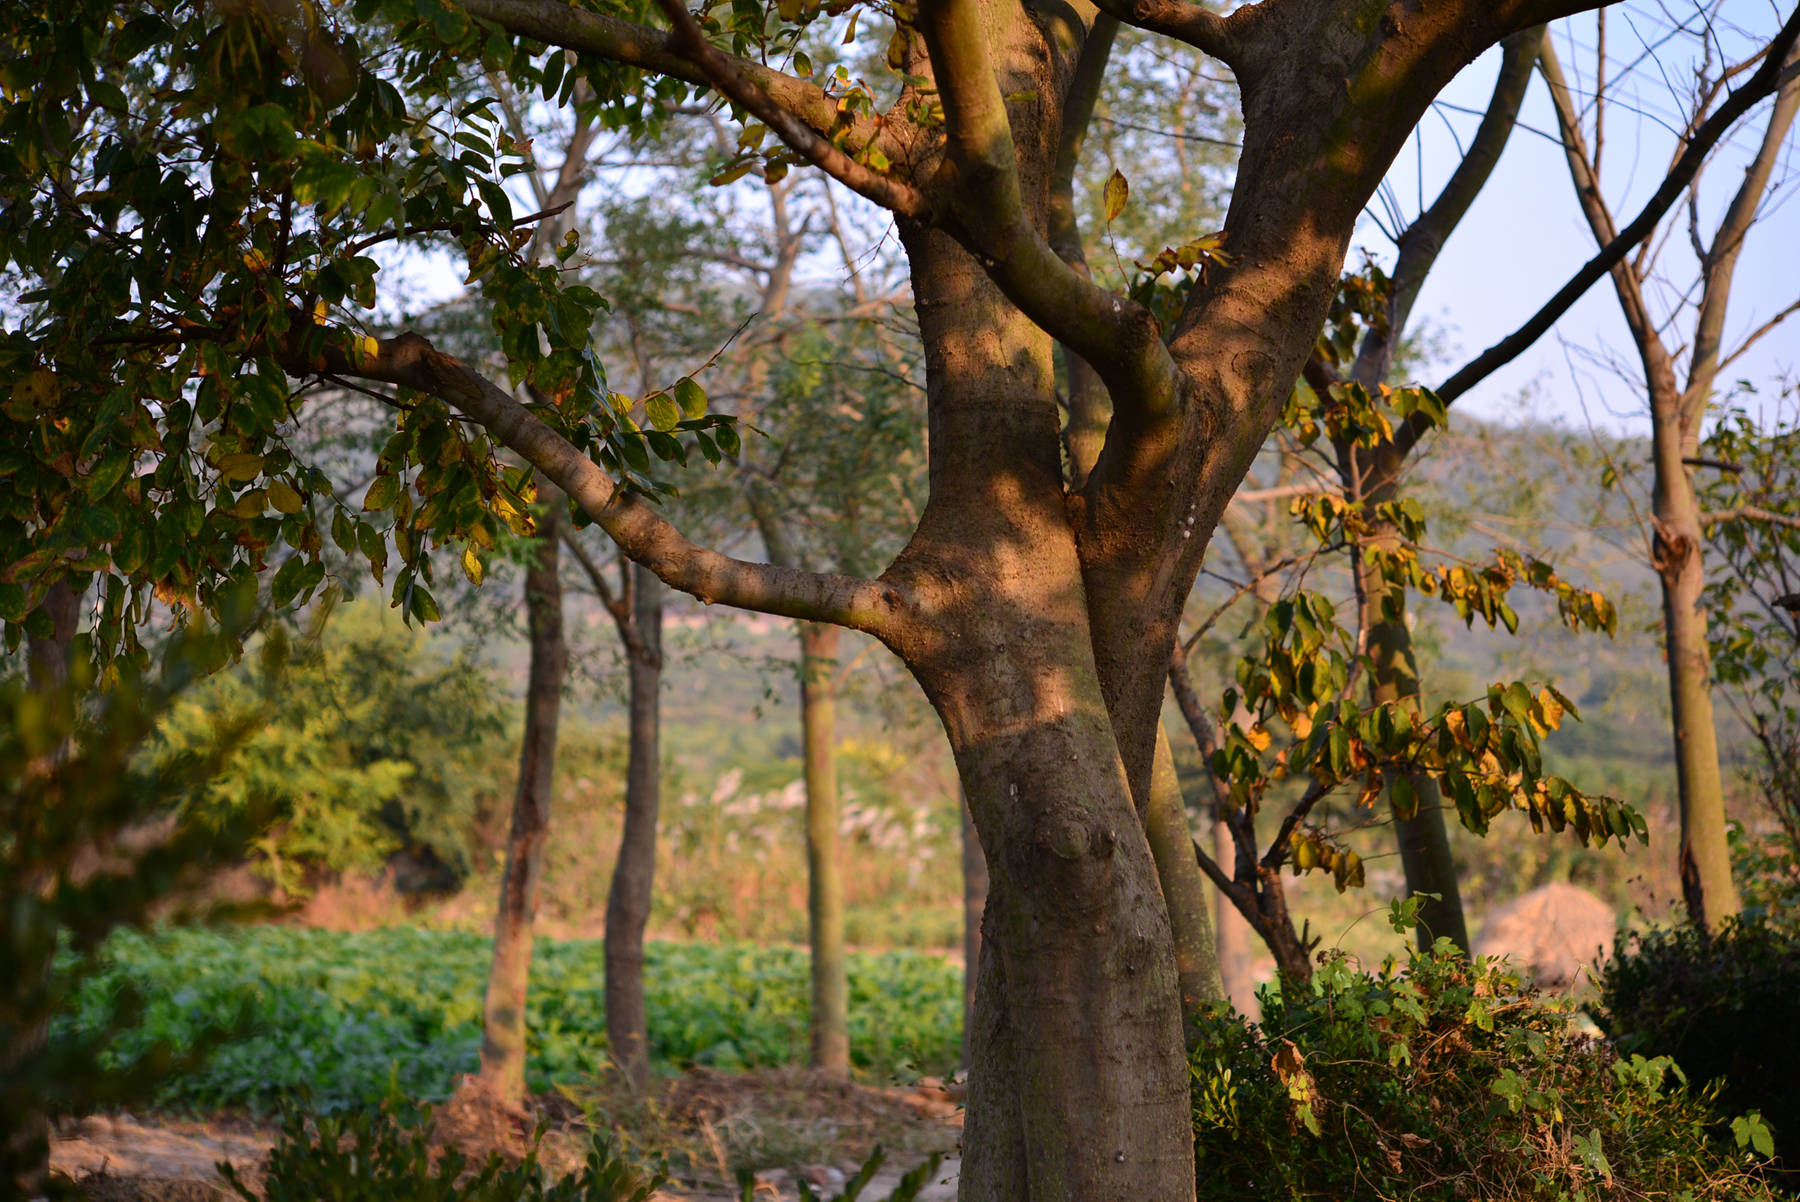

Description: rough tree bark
[478,483,565,1103]
[606,561,665,1092]
[799,620,850,1073]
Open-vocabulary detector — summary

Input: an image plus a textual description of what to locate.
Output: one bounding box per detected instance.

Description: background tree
[1538,23,1800,930]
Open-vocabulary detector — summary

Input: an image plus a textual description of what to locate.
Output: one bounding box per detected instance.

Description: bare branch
[1701,506,1800,530]
[1422,5,1800,424]
[1085,0,1239,65]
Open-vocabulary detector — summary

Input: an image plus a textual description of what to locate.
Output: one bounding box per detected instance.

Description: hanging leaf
[1103,168,1129,223]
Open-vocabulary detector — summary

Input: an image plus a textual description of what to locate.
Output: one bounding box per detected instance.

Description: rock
[1473,883,1614,989]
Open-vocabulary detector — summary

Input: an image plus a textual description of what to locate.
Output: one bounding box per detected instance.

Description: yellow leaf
[311,299,330,325]
[230,489,267,518]
[461,545,484,586]
[217,453,265,483]
[1102,168,1129,223]
[267,479,305,515]
[8,367,60,415]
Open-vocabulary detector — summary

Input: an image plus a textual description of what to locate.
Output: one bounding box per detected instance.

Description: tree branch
[915,0,1180,426]
[278,328,909,633]
[460,0,885,155]
[1085,0,1239,66]
[647,0,928,219]
[1419,5,1800,428]
[1701,506,1800,530]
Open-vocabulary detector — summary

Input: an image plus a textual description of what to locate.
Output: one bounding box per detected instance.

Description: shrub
[227,1106,667,1202]
[1191,945,1776,1201]
[1600,913,1800,1177]
[156,601,508,893]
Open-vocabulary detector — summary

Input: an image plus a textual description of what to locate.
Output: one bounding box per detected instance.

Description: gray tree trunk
[605,562,664,1092]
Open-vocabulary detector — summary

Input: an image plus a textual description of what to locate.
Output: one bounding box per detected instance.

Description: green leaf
[644,393,681,433]
[271,555,307,608]
[218,453,265,483]
[674,376,707,420]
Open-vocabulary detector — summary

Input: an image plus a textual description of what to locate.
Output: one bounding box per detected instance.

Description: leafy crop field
[57,927,963,1114]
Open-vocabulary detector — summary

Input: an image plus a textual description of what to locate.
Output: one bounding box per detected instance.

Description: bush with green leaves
[60,926,964,1113]
[1599,912,1800,1179]
[1190,944,1777,1201]
[156,600,508,892]
[229,1106,667,1202]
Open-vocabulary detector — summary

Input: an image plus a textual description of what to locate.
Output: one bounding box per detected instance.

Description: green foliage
[1,604,268,1184]
[1600,913,1800,1175]
[59,927,963,1113]
[1190,948,1778,1201]
[153,599,508,890]
[1202,265,1639,902]
[0,0,737,665]
[1699,393,1800,856]
[229,1105,667,1202]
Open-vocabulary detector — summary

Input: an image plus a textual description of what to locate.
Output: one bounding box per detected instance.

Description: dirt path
[49,1072,962,1201]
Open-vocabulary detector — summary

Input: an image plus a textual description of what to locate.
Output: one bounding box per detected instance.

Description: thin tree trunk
[799,621,849,1074]
[961,792,986,1067]
[1346,445,1471,955]
[1654,424,1741,930]
[605,562,663,1093]
[478,485,565,1104]
[1210,816,1257,1014]
[1146,723,1222,1028]
[1360,574,1471,954]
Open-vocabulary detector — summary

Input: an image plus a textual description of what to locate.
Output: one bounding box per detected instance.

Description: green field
[58,927,963,1114]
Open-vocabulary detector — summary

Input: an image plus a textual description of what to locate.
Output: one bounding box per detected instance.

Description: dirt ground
[48,1070,963,1201]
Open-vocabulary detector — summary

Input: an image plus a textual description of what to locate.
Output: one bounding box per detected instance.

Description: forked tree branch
[916,0,1180,428]
[278,328,909,634]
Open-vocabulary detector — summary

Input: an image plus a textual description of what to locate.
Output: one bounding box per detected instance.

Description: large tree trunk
[478,486,565,1104]
[886,227,1193,1202]
[798,621,849,1073]
[605,562,664,1093]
